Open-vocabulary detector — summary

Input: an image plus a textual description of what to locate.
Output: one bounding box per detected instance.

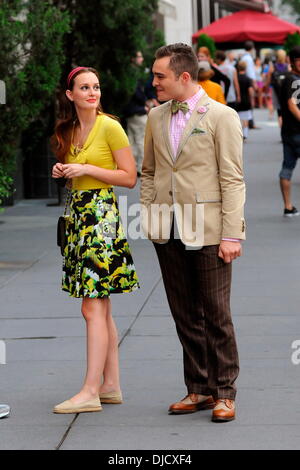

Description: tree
[1,0,163,202]
[284,32,300,54]
[0,0,70,204]
[56,0,160,116]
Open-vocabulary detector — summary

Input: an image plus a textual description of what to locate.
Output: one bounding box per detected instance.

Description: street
[0,108,300,450]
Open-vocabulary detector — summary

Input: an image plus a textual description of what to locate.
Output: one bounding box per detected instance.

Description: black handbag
[57,190,71,256]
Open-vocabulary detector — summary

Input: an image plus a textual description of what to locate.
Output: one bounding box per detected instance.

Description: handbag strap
[63,189,71,217]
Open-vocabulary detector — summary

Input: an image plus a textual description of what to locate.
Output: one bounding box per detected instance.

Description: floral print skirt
[62,188,140,298]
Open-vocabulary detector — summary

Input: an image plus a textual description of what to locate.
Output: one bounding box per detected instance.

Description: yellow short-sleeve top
[66,114,130,190]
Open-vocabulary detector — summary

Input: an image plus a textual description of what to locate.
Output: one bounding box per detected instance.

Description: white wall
[164,0,194,45]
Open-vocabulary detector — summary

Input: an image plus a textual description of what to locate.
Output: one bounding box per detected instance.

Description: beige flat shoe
[53,396,102,414]
[99,391,123,404]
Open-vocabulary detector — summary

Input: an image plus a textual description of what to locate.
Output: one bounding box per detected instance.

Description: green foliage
[197,34,216,59]
[60,0,160,115]
[143,29,166,69]
[0,0,163,203]
[0,168,13,209]
[284,32,300,54]
[0,0,70,204]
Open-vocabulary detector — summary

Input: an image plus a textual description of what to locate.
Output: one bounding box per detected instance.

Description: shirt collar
[183,87,204,113]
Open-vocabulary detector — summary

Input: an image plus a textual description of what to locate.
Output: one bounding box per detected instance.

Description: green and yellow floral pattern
[62,188,139,298]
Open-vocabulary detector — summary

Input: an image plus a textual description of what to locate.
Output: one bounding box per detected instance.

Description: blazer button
[169,191,172,196]
[173,167,177,172]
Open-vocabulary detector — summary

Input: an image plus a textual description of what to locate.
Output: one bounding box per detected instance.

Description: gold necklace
[71,119,95,156]
[71,121,82,155]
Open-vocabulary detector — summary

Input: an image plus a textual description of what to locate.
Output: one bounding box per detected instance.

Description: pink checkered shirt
[169,87,240,243]
[170,87,204,158]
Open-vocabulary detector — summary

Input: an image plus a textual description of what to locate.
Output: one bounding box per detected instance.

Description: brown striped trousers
[153,232,239,400]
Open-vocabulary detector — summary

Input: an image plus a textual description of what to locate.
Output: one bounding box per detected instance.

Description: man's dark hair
[215,50,226,62]
[289,45,300,64]
[244,40,254,51]
[155,43,199,81]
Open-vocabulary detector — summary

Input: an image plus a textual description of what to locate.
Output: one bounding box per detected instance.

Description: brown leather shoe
[211,399,235,422]
[168,393,215,414]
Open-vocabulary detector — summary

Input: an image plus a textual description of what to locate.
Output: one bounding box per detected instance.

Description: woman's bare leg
[69,297,109,404]
[99,299,121,394]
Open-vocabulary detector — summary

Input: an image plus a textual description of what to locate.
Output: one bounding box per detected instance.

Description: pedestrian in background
[268,49,289,128]
[241,41,258,129]
[254,57,264,109]
[215,50,240,109]
[226,51,237,67]
[197,46,230,100]
[262,57,274,119]
[236,61,255,142]
[198,60,226,104]
[124,51,156,176]
[279,46,300,217]
[51,66,139,414]
[141,43,245,423]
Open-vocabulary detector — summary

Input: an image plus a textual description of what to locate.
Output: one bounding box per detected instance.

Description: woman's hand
[61,164,86,179]
[52,162,65,178]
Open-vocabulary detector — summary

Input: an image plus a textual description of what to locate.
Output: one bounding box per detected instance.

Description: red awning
[192,9,300,44]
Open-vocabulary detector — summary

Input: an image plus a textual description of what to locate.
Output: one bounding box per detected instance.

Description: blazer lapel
[161,101,174,162]
[175,93,210,162]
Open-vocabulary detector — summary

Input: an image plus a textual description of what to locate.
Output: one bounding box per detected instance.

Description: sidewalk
[0,109,300,450]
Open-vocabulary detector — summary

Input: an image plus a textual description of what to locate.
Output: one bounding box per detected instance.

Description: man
[140,43,246,423]
[215,50,240,110]
[124,51,155,176]
[241,41,258,129]
[279,45,300,217]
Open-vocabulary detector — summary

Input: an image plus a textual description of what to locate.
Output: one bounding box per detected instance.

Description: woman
[197,46,230,100]
[198,60,226,104]
[51,66,139,414]
[254,57,264,109]
[262,57,274,119]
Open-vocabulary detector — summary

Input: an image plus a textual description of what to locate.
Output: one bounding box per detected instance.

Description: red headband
[67,67,88,88]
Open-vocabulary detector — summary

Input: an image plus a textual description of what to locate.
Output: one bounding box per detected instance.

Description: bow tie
[171,100,189,115]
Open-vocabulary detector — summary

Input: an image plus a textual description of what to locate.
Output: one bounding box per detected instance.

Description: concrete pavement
[0,108,300,450]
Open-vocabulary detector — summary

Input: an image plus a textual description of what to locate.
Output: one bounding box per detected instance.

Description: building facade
[271,0,295,23]
[158,0,274,45]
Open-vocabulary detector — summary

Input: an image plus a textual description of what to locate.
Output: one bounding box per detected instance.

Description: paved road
[0,109,300,450]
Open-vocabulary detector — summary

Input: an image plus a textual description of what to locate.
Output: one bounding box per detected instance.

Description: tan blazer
[140,91,246,247]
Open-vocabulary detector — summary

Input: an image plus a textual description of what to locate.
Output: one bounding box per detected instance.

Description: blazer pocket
[190,129,207,136]
[195,191,222,203]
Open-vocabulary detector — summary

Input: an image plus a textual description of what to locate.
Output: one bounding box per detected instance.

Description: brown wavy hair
[51,67,117,162]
